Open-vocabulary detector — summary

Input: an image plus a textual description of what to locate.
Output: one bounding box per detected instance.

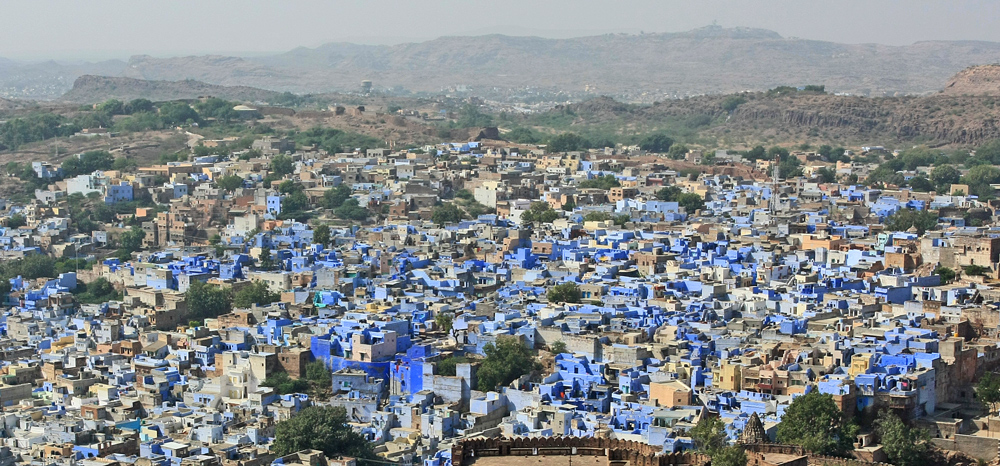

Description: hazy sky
[3,0,1000,60]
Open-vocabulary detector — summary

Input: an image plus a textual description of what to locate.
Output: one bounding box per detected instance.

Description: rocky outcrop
[60,75,282,103]
[944,65,1000,96]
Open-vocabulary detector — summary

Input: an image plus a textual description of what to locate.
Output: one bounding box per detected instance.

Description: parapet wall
[744,444,893,466]
[451,437,709,466]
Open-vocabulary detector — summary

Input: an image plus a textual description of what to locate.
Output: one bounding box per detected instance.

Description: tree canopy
[477,336,540,391]
[884,208,938,235]
[233,280,281,309]
[216,175,244,192]
[547,133,588,152]
[321,184,353,209]
[313,224,331,246]
[185,280,233,320]
[578,174,621,190]
[688,416,747,466]
[271,154,295,177]
[776,391,858,456]
[978,372,1000,415]
[656,186,705,213]
[62,150,114,177]
[519,202,560,224]
[547,282,581,303]
[639,133,674,153]
[334,198,369,221]
[432,203,466,226]
[271,406,375,458]
[874,410,929,466]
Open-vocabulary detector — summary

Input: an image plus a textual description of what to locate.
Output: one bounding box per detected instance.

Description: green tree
[978,372,1000,415]
[435,312,454,332]
[125,98,154,114]
[272,406,375,458]
[933,266,956,284]
[455,189,474,201]
[962,164,1000,198]
[547,133,587,152]
[578,175,621,190]
[216,175,244,192]
[874,410,929,466]
[550,340,567,354]
[281,191,310,214]
[7,214,26,229]
[118,226,145,256]
[817,145,834,159]
[884,209,938,235]
[667,144,689,160]
[112,157,137,171]
[97,99,125,115]
[185,280,233,320]
[639,133,674,153]
[278,180,302,194]
[62,150,115,177]
[776,391,858,456]
[305,361,332,388]
[158,102,200,126]
[233,280,281,308]
[547,282,581,303]
[964,264,990,276]
[584,212,613,222]
[74,277,122,304]
[743,145,767,162]
[713,446,748,466]
[432,203,466,226]
[656,186,705,213]
[519,202,560,224]
[907,176,934,192]
[721,95,747,112]
[334,198,369,221]
[194,97,239,122]
[689,416,728,454]
[779,156,803,179]
[930,165,960,193]
[321,184,353,209]
[258,247,276,271]
[271,154,295,176]
[437,355,467,377]
[686,415,747,466]
[816,167,837,183]
[262,371,310,394]
[613,214,631,226]
[313,224,331,246]
[477,336,540,391]
[505,127,539,144]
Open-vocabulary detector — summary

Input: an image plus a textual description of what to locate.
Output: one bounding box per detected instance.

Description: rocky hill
[526,87,1000,147]
[943,65,1000,96]
[60,75,283,103]
[241,27,1000,97]
[8,27,1000,100]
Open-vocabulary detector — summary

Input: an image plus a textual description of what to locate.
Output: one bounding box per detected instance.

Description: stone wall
[743,444,892,466]
[932,434,999,461]
[451,437,709,466]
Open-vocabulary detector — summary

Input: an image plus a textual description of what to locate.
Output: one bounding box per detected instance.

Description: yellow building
[848,353,873,378]
[714,362,743,391]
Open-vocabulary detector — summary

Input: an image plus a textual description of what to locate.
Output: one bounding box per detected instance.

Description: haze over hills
[4,26,1000,101]
[118,27,1000,99]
